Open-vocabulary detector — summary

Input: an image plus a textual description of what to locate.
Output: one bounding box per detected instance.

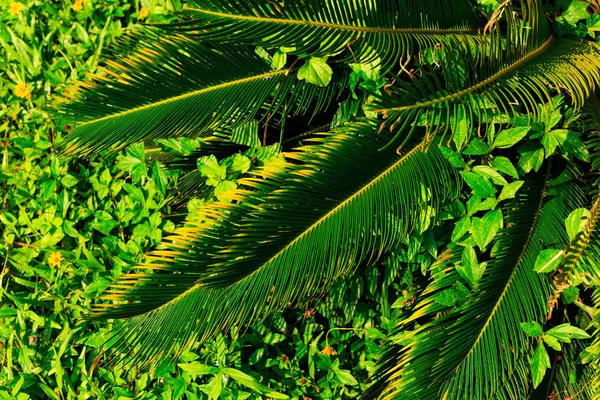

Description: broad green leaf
[520,322,543,337]
[230,154,252,173]
[297,57,333,87]
[264,333,286,344]
[271,50,287,70]
[463,138,490,155]
[565,208,590,241]
[60,174,79,188]
[178,362,219,376]
[542,334,561,351]
[456,246,486,288]
[518,144,545,173]
[0,308,18,318]
[546,323,590,343]
[559,0,590,25]
[451,216,470,242]
[561,286,579,304]
[492,127,530,149]
[334,368,359,386]
[460,171,495,198]
[215,181,237,202]
[198,155,227,186]
[208,374,223,400]
[471,208,503,250]
[473,166,508,186]
[498,181,524,201]
[533,249,565,273]
[452,119,468,150]
[531,343,550,389]
[439,146,466,168]
[223,368,289,398]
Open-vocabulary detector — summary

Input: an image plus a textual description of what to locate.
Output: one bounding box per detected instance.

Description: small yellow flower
[319,345,337,356]
[8,2,24,16]
[139,7,148,19]
[71,0,83,12]
[48,252,65,268]
[14,82,31,99]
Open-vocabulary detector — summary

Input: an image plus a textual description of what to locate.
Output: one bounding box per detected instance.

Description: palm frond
[161,0,484,72]
[92,122,461,367]
[364,165,587,399]
[53,36,347,157]
[371,1,600,149]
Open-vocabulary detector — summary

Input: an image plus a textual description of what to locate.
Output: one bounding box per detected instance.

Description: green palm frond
[53,37,347,157]
[364,165,587,400]
[163,0,483,72]
[92,123,460,367]
[371,1,600,149]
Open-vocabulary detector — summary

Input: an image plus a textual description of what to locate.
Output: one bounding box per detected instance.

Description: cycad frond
[163,0,483,72]
[53,37,346,157]
[372,1,600,148]
[92,123,460,367]
[364,165,587,399]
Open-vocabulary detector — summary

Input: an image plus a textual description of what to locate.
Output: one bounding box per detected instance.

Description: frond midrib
[187,8,480,35]
[70,69,288,127]
[441,163,552,393]
[236,140,427,285]
[374,35,556,114]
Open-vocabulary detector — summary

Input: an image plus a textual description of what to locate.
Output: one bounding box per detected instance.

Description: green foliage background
[0,0,599,399]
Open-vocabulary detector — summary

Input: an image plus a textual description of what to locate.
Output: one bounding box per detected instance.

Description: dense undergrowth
[1,0,600,399]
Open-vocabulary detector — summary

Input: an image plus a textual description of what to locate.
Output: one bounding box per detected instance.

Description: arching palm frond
[371,1,600,149]
[363,165,587,400]
[162,0,484,72]
[52,36,347,157]
[91,123,461,367]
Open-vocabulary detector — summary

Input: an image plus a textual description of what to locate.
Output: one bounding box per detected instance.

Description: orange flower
[319,345,337,356]
[72,0,83,12]
[139,7,148,19]
[14,82,31,99]
[48,252,64,268]
[9,2,24,15]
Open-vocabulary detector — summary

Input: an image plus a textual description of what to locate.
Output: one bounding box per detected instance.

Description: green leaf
[460,171,495,198]
[546,323,590,343]
[471,208,503,250]
[452,119,469,150]
[208,374,223,400]
[492,156,519,179]
[333,368,359,386]
[560,0,590,25]
[223,368,289,398]
[542,334,562,351]
[271,50,287,70]
[492,127,531,149]
[520,322,543,337]
[198,155,227,186]
[531,343,550,389]
[0,308,18,318]
[533,249,565,273]
[498,181,524,201]
[463,138,490,155]
[456,246,486,288]
[230,154,252,173]
[518,144,545,173]
[565,208,590,241]
[297,57,333,87]
[60,174,79,188]
[264,332,286,344]
[561,286,579,304]
[178,362,219,376]
[473,165,508,186]
[214,181,237,202]
[439,146,466,168]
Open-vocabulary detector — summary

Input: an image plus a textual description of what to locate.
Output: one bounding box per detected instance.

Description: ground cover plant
[2,0,600,399]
